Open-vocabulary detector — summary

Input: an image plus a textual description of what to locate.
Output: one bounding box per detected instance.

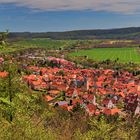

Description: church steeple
[84,76,89,91]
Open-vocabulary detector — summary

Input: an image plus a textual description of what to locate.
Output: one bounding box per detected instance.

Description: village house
[0,71,9,78]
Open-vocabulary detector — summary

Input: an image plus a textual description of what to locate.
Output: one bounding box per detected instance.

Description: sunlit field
[70,48,140,63]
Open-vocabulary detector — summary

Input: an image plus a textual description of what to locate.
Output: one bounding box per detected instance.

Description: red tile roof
[103,108,120,115]
[86,104,96,115]
[43,95,54,102]
[49,90,60,95]
[0,72,9,78]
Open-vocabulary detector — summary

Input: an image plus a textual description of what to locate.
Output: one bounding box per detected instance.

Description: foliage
[8,27,140,39]
[73,116,139,140]
[0,30,9,47]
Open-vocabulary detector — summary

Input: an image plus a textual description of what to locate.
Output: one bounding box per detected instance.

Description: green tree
[0,30,9,47]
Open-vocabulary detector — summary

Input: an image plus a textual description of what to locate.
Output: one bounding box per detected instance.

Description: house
[22,75,37,83]
[47,56,75,68]
[41,68,49,75]
[81,94,97,105]
[96,81,102,88]
[137,85,140,92]
[102,98,116,109]
[0,72,9,78]
[72,89,79,98]
[116,92,125,98]
[67,105,74,112]
[103,108,120,115]
[83,76,90,91]
[95,110,101,116]
[26,66,40,73]
[135,97,140,115]
[135,104,140,115]
[72,99,83,106]
[85,104,97,116]
[30,80,48,90]
[55,101,68,110]
[48,90,61,97]
[66,88,80,98]
[124,93,138,112]
[43,95,54,102]
[57,84,69,92]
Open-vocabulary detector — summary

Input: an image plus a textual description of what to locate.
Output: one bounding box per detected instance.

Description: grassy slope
[0,39,70,54]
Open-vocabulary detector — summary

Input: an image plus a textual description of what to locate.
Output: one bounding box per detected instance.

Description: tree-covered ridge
[8,27,140,40]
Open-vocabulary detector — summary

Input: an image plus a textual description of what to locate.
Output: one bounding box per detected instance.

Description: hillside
[8,27,140,40]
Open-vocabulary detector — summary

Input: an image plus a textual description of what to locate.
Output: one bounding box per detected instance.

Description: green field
[70,48,140,63]
[15,38,72,49]
[0,38,103,54]
[0,39,72,54]
[15,38,102,49]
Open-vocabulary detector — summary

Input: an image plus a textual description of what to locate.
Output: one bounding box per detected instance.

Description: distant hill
[8,27,140,40]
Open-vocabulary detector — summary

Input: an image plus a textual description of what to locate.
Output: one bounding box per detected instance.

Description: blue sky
[0,1,140,32]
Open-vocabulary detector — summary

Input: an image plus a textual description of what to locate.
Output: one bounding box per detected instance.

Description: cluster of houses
[22,57,140,117]
[47,56,75,69]
[0,56,140,117]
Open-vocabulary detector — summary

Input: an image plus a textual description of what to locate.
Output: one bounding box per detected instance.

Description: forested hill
[8,27,140,40]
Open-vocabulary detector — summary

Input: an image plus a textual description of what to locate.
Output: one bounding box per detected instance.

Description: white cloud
[0,0,140,14]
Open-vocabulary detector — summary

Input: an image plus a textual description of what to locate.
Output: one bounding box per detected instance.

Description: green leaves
[0,97,14,107]
[0,30,9,47]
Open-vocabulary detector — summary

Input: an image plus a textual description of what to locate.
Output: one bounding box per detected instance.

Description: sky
[0,0,140,32]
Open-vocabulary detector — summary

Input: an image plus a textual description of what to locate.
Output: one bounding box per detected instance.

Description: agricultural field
[0,39,75,54]
[70,47,140,63]
[15,38,103,50]
[15,38,71,50]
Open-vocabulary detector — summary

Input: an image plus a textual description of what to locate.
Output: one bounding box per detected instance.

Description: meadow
[70,47,140,63]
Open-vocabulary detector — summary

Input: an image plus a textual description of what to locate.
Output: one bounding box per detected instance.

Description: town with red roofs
[16,56,139,117]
